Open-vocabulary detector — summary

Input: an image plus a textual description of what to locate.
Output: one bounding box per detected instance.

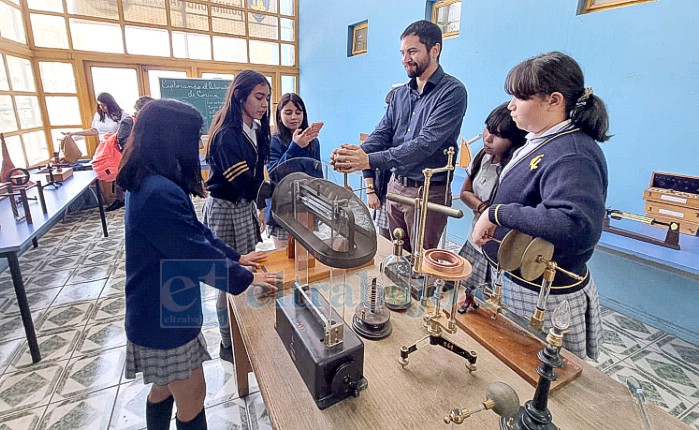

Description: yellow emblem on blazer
[529,154,544,170]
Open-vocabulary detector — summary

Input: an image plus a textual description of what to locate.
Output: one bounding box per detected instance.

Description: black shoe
[105,200,124,212]
[219,342,234,364]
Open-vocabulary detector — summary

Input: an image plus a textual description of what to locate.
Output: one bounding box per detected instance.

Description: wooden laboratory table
[228,238,690,430]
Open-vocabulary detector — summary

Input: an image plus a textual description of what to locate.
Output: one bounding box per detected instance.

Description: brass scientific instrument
[450,231,583,391]
[386,147,478,372]
[446,301,573,430]
[604,208,680,250]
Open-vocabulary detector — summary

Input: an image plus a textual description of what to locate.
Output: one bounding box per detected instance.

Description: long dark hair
[207,70,271,162]
[116,99,204,197]
[470,102,528,210]
[505,51,610,142]
[96,92,123,123]
[275,93,309,145]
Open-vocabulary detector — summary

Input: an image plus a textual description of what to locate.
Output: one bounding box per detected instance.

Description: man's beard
[406,60,428,79]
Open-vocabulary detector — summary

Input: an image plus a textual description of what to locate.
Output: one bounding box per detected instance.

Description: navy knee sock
[176,407,207,430]
[146,395,174,430]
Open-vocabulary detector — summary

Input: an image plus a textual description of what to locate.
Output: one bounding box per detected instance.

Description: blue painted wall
[298,0,698,214]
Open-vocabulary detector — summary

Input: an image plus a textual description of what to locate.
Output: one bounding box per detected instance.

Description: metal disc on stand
[498,230,534,272]
[519,237,554,281]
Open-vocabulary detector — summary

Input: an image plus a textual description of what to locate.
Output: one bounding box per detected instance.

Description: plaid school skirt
[203,196,261,254]
[458,241,490,288]
[268,224,289,241]
[500,273,604,360]
[124,332,211,386]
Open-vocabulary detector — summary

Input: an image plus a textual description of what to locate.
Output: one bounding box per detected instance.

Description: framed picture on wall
[431,0,461,39]
[578,0,656,14]
[352,22,368,56]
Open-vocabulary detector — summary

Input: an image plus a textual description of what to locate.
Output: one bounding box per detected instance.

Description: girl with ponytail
[472,51,610,360]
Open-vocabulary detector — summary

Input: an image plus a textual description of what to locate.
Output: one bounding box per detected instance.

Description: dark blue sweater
[482,129,608,293]
[125,174,254,349]
[267,134,320,172]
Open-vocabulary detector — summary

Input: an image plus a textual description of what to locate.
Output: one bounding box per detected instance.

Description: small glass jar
[382,228,414,311]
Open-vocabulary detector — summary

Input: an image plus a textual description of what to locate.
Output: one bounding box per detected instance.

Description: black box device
[275,287,368,409]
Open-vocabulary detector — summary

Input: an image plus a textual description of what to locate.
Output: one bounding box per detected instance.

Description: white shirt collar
[524,119,572,142]
[242,120,259,146]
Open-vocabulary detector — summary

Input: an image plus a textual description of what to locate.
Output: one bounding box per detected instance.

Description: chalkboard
[159,77,232,134]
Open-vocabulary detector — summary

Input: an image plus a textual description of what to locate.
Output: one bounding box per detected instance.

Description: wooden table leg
[228,294,251,397]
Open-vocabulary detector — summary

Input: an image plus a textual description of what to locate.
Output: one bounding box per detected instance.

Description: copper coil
[423,249,465,275]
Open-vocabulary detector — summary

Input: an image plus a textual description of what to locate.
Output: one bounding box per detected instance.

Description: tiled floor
[0,205,697,429]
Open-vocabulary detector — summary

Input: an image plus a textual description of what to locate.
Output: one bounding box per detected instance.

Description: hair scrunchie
[576,87,593,107]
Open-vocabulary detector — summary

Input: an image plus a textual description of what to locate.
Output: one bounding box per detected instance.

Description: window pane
[172,32,212,60]
[15,96,43,129]
[148,70,188,99]
[123,0,167,25]
[6,56,36,92]
[434,1,461,36]
[280,18,294,42]
[125,26,170,57]
[0,96,18,132]
[213,36,247,63]
[248,13,277,40]
[281,75,296,95]
[201,72,235,80]
[279,0,294,16]
[91,67,139,115]
[27,0,64,13]
[248,0,276,13]
[70,19,124,53]
[212,0,243,7]
[30,14,69,49]
[0,3,27,44]
[4,135,27,168]
[0,59,9,91]
[39,62,77,93]
[67,0,119,20]
[249,40,279,65]
[45,96,81,125]
[281,43,294,66]
[23,130,49,165]
[170,1,209,31]
[212,7,246,36]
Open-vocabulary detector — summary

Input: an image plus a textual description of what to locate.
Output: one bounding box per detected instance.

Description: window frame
[578,0,656,14]
[350,21,368,56]
[430,0,461,39]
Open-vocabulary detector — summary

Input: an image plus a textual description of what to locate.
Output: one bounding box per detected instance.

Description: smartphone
[307,121,324,135]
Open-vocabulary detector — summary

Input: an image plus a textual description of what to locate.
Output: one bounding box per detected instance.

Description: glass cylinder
[382,228,414,311]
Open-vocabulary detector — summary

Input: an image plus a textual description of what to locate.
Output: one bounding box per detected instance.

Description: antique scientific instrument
[451,231,583,391]
[445,301,573,430]
[385,147,478,372]
[381,228,413,310]
[272,172,375,409]
[604,208,680,250]
[626,376,654,430]
[352,275,392,340]
[0,168,48,224]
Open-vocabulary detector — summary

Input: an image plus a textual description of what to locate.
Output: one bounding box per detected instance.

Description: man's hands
[330,144,370,173]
